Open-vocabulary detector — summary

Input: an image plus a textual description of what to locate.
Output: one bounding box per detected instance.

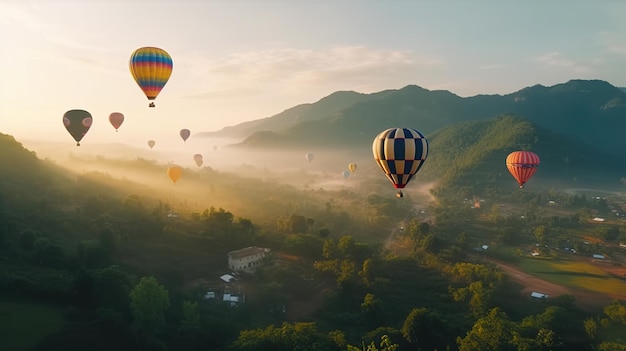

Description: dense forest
[2,126,626,351]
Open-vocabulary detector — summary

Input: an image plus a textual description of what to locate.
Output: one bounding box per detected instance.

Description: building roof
[228,246,270,260]
[531,292,548,298]
[220,274,235,282]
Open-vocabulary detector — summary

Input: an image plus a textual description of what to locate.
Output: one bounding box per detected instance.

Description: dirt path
[487,259,615,313]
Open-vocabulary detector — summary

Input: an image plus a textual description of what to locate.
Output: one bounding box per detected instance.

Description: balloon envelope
[305,153,314,162]
[180,129,191,142]
[63,109,92,146]
[506,151,540,188]
[109,112,124,131]
[167,165,183,184]
[129,47,173,107]
[342,170,351,179]
[372,127,429,189]
[148,140,156,149]
[348,163,357,173]
[193,154,203,167]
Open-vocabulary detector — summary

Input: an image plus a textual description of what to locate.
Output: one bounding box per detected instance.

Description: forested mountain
[204,80,626,161]
[419,115,626,196]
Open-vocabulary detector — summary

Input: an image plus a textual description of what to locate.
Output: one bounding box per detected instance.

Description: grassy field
[0,301,65,350]
[515,256,626,297]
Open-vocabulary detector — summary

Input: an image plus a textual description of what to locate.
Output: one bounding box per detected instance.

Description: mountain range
[198,80,626,163]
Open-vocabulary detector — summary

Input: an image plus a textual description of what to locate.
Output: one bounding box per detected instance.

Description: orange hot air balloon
[506,151,540,188]
[109,112,124,132]
[167,165,183,184]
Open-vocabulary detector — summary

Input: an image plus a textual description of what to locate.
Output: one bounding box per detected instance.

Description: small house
[220,274,236,283]
[530,292,548,299]
[592,254,606,260]
[228,246,271,272]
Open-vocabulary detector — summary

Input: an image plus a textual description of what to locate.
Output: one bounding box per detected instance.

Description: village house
[227,246,271,272]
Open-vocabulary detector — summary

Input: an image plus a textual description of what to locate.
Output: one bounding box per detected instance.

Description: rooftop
[228,246,270,260]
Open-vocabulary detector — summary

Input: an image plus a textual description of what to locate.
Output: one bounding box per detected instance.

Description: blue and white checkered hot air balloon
[372,127,429,198]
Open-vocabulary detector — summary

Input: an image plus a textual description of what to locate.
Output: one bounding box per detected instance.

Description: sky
[2,0,626,148]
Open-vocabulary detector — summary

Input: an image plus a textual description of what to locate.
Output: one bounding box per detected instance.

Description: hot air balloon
[63,109,93,146]
[342,170,351,179]
[148,140,156,149]
[348,163,357,173]
[372,127,429,198]
[305,153,314,162]
[506,151,540,188]
[129,47,173,108]
[213,145,218,151]
[167,165,183,184]
[193,154,203,167]
[180,129,190,142]
[109,112,124,132]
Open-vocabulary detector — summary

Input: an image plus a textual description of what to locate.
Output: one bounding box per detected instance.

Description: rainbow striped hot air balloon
[372,127,429,198]
[129,47,173,107]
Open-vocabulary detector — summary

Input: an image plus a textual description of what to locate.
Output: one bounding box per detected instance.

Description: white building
[227,246,270,272]
[531,292,549,299]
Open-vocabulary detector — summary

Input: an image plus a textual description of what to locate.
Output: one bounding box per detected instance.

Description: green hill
[420,115,626,196]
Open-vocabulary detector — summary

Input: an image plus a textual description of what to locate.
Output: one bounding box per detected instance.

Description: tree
[604,300,626,325]
[129,276,170,334]
[347,335,399,351]
[457,308,515,351]
[598,342,626,351]
[361,293,383,327]
[71,267,94,309]
[181,300,200,328]
[337,235,356,258]
[583,318,598,341]
[323,239,337,259]
[401,307,446,350]
[232,322,341,351]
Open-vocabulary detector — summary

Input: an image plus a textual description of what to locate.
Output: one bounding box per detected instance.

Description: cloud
[179,46,443,99]
[532,52,593,73]
[0,3,43,32]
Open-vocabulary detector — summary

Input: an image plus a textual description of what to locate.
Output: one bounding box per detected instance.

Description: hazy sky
[2,0,626,147]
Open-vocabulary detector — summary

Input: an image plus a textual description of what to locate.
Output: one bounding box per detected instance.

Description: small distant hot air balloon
[342,170,351,179]
[63,109,93,146]
[506,151,540,188]
[108,112,124,132]
[348,163,357,173]
[148,140,156,149]
[167,165,183,184]
[180,129,191,142]
[129,47,173,107]
[213,145,218,151]
[372,127,429,198]
[193,154,203,167]
[305,153,314,162]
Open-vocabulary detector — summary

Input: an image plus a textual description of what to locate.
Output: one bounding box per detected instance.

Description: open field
[0,301,65,350]
[515,256,626,299]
